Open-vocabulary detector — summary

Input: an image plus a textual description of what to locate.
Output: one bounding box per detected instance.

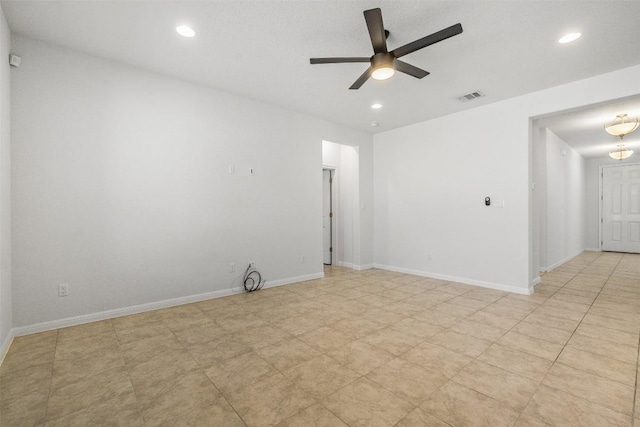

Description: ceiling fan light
[605,114,639,137]
[371,66,395,80]
[609,144,634,160]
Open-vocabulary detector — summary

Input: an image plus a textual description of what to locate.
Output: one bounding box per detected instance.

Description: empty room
[1,1,639,426]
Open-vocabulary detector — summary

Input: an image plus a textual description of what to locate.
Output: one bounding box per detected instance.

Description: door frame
[599,162,640,251]
[322,168,335,265]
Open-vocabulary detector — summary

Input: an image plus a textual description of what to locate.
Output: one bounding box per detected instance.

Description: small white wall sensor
[9,54,21,67]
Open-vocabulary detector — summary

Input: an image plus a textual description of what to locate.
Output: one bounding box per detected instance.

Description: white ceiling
[2,1,640,134]
[535,94,640,159]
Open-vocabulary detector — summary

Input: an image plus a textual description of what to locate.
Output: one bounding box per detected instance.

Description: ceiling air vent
[458,91,485,102]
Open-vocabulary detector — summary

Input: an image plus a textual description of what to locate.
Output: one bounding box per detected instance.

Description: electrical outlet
[58,284,69,297]
[248,261,255,269]
[230,262,235,273]
[301,255,305,263]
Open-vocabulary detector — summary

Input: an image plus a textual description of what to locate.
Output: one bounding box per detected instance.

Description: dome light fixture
[605,113,639,139]
[609,144,634,160]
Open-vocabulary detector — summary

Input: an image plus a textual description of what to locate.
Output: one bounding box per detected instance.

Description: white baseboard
[262,272,324,289]
[584,248,600,252]
[545,249,584,272]
[336,262,372,271]
[531,276,541,287]
[10,272,324,339]
[372,263,533,295]
[0,329,15,366]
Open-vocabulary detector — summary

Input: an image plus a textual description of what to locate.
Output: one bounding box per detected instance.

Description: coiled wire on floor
[243,264,265,292]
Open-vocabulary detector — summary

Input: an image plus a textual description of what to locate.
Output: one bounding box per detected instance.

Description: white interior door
[602,163,640,253]
[322,170,332,264]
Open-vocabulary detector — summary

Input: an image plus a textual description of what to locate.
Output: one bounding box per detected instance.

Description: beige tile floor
[1,251,639,426]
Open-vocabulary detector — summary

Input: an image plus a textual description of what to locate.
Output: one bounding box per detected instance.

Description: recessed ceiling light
[371,103,383,109]
[176,25,196,38]
[370,122,379,127]
[558,32,581,44]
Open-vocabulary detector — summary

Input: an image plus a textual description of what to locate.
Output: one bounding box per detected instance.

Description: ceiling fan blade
[392,23,463,58]
[310,57,370,64]
[394,59,430,79]
[364,8,388,54]
[349,67,371,90]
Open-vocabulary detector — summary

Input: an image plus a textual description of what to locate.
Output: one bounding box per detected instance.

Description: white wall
[374,64,640,294]
[532,127,547,276]
[358,139,373,268]
[543,128,585,270]
[10,36,372,329]
[584,155,639,250]
[0,5,12,351]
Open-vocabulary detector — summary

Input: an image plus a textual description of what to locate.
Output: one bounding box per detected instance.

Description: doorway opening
[530,94,640,283]
[322,140,360,269]
[323,169,334,265]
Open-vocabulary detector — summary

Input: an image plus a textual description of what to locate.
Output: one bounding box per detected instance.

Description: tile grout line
[390,279,559,424]
[369,286,513,426]
[42,329,59,424]
[627,252,640,427]
[509,251,620,426]
[395,284,533,417]
[113,319,148,427]
[473,266,584,426]
[288,278,475,427]
[167,309,250,427]
[633,323,639,426]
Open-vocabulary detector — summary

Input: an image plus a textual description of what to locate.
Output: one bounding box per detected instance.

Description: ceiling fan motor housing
[372,53,395,69]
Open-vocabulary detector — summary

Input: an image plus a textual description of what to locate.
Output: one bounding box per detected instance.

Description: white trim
[372,263,533,295]
[262,272,324,289]
[545,249,584,272]
[599,165,603,251]
[531,276,541,286]
[0,330,15,366]
[336,262,373,271]
[11,272,324,338]
[584,248,601,252]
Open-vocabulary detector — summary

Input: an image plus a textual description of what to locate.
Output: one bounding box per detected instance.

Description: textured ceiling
[2,1,640,133]
[535,94,640,159]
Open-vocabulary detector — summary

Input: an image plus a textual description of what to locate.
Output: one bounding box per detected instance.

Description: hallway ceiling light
[609,143,633,160]
[605,113,639,139]
[371,103,383,109]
